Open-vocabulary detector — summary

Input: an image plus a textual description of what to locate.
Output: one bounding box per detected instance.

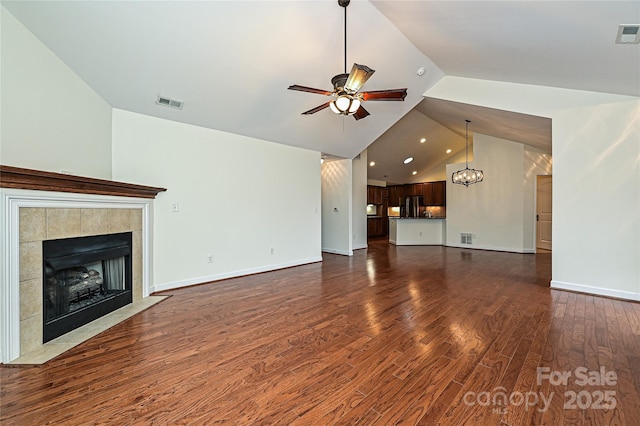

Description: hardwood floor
[2,241,640,425]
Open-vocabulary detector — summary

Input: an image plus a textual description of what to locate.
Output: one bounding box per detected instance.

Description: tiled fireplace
[19,207,143,353]
[1,165,166,363]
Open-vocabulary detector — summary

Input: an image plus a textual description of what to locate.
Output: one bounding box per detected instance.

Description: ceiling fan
[288,0,407,121]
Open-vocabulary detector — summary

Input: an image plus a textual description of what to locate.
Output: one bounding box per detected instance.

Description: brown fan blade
[302,102,331,115]
[344,64,375,93]
[288,85,333,96]
[361,89,408,101]
[353,105,370,121]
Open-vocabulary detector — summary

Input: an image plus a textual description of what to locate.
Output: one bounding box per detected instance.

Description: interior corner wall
[427,76,640,300]
[0,7,112,178]
[321,159,353,256]
[446,134,526,252]
[111,109,322,292]
[352,151,368,250]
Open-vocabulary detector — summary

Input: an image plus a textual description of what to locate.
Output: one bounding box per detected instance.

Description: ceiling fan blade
[353,105,370,121]
[361,89,408,101]
[344,63,375,93]
[302,102,332,115]
[288,85,333,96]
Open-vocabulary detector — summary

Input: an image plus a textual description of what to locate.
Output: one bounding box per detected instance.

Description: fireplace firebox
[42,232,133,342]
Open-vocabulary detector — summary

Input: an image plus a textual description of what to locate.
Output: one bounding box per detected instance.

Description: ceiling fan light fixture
[287,0,407,120]
[330,94,360,115]
[344,63,375,93]
[348,98,361,113]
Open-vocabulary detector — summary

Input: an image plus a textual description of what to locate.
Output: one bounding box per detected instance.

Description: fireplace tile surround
[1,166,167,364]
[21,207,141,354]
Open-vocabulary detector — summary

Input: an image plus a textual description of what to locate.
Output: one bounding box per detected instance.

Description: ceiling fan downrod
[339,0,350,74]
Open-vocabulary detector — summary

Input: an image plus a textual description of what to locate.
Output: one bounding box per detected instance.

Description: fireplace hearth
[43,232,133,342]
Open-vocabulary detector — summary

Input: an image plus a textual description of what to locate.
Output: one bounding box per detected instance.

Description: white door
[536,175,552,251]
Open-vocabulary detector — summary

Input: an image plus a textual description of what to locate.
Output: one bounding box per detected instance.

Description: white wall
[352,151,368,250]
[551,100,639,298]
[428,76,640,300]
[446,134,527,252]
[111,109,322,291]
[0,8,112,178]
[321,159,353,256]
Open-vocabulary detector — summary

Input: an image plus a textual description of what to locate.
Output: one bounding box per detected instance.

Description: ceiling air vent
[616,25,640,44]
[156,96,184,109]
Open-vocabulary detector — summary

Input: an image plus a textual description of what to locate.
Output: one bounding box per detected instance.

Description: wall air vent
[461,233,473,245]
[616,25,640,44]
[156,96,184,109]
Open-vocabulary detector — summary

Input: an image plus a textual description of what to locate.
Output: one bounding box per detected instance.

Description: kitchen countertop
[389,217,446,220]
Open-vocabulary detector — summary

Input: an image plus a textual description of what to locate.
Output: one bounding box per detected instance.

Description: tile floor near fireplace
[8,296,167,365]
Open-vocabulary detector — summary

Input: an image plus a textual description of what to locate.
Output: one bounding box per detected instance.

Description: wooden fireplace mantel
[0,165,166,199]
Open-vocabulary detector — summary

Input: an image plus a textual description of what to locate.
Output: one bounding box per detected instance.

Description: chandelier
[452,120,484,187]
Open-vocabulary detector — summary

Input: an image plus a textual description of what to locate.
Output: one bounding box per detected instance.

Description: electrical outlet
[270,248,275,255]
[207,254,214,263]
[171,203,180,212]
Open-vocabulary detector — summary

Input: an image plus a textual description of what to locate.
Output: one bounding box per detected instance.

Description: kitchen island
[388,217,445,245]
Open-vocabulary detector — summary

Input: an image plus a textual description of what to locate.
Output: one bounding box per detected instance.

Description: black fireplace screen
[43,232,133,342]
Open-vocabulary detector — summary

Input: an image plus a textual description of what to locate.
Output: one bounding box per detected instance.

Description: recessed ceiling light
[446,149,452,154]
[412,171,417,175]
[420,138,426,143]
[403,157,414,164]
[369,161,375,166]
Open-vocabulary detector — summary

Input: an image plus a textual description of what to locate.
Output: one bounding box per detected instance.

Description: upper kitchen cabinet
[421,181,446,206]
[422,182,434,205]
[388,186,400,207]
[432,181,446,206]
[367,186,383,205]
[408,183,422,196]
[388,181,446,206]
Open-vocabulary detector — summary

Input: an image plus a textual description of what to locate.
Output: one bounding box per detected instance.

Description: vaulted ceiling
[4,1,638,182]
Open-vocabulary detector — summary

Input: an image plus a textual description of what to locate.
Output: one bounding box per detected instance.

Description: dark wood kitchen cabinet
[385,181,446,207]
[367,217,385,238]
[367,186,383,205]
[408,183,422,196]
[432,181,446,206]
[422,182,434,205]
[388,186,399,207]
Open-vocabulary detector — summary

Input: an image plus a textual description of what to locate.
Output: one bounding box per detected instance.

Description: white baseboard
[446,243,531,254]
[551,280,640,301]
[152,256,323,293]
[352,243,368,250]
[322,248,354,256]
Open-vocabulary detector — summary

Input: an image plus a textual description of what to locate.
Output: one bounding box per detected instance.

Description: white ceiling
[367,97,552,183]
[4,1,639,181]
